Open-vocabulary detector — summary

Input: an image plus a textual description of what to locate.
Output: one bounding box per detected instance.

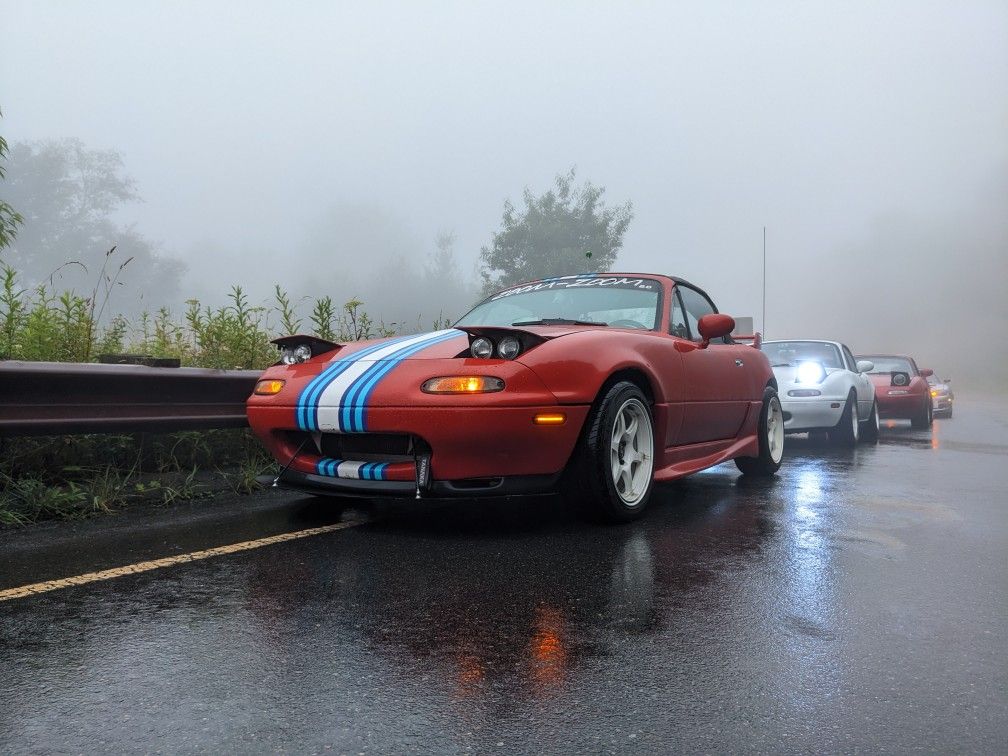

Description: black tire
[563,381,656,523]
[828,391,859,447]
[735,386,784,476]
[911,397,933,430]
[859,398,880,443]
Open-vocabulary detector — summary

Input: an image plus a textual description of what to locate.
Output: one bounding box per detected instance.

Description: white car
[760,340,879,445]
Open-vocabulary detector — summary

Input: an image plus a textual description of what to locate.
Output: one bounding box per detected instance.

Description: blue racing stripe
[316,457,343,477]
[296,336,414,431]
[349,330,462,431]
[337,330,460,432]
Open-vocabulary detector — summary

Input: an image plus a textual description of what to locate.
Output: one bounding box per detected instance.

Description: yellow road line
[0,520,364,603]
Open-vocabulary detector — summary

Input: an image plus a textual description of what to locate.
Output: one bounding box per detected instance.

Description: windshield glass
[861,356,914,374]
[456,276,663,330]
[761,341,843,369]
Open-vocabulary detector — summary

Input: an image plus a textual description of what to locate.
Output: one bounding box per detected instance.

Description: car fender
[516,330,680,405]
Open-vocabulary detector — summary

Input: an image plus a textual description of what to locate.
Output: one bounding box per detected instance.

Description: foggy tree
[4,138,184,309]
[0,109,22,250]
[423,229,477,321]
[479,169,633,294]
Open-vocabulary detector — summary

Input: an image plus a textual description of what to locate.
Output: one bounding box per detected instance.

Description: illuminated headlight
[471,337,494,359]
[796,361,826,384]
[497,336,521,360]
[421,376,505,394]
[281,344,313,364]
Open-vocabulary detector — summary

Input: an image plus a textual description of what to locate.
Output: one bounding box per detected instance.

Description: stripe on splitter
[341,329,462,432]
[307,330,460,432]
[315,457,390,480]
[296,335,415,431]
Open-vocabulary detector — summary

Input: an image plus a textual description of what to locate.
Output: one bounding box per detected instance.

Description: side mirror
[919,368,934,378]
[697,313,735,348]
[856,360,874,373]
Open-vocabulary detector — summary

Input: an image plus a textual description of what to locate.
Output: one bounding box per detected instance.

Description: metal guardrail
[0,361,261,436]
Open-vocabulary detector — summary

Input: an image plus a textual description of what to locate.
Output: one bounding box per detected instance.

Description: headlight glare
[497,336,521,360]
[796,361,827,384]
[471,337,494,359]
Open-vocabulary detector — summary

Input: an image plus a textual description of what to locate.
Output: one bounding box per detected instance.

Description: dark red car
[248,273,784,522]
[856,354,933,429]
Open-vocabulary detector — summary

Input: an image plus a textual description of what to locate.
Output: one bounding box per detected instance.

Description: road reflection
[241,478,777,707]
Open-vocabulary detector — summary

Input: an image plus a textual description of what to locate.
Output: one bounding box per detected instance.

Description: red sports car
[856,354,934,429]
[248,273,784,521]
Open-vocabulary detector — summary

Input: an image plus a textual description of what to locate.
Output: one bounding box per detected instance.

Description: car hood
[314,325,603,363]
[771,365,844,384]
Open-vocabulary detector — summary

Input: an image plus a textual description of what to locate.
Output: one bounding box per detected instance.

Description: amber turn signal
[533,413,567,425]
[254,379,286,395]
[421,376,504,394]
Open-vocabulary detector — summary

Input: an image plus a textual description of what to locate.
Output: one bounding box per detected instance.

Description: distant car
[760,340,878,445]
[247,273,785,523]
[856,354,933,429]
[927,374,954,418]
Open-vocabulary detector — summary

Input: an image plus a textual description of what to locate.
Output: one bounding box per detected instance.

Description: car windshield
[761,341,843,369]
[861,356,914,374]
[456,276,663,330]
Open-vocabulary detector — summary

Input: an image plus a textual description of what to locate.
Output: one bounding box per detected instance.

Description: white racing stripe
[315,329,457,432]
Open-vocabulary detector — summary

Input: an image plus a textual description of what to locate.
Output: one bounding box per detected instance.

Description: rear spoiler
[732,332,762,349]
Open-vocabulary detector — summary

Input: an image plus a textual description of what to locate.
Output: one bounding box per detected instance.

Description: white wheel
[609,397,655,506]
[735,387,784,476]
[767,394,784,464]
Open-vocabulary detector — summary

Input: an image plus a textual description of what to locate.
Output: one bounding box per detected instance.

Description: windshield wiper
[508,318,608,326]
[771,363,793,367]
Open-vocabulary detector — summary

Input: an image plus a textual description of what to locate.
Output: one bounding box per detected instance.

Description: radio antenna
[762,226,766,338]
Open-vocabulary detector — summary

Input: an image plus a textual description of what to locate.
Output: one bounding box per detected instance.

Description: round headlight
[796,361,826,384]
[497,336,521,360]
[471,337,493,359]
[280,347,297,365]
[293,344,312,362]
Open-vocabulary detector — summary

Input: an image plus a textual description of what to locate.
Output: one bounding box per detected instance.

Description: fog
[1,1,1006,387]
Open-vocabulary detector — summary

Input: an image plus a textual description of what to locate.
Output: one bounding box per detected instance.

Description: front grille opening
[285,431,431,460]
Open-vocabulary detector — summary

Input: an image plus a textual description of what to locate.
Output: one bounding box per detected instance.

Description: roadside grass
[0,256,453,526]
[0,430,278,527]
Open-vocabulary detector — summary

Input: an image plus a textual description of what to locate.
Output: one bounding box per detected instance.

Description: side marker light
[533,413,567,425]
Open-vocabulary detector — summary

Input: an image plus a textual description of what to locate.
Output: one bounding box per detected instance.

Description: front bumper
[779,393,847,432]
[249,404,590,491]
[877,391,926,419]
[932,395,953,413]
[274,468,562,499]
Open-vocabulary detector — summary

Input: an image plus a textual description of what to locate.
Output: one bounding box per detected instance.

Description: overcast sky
[2,1,1006,382]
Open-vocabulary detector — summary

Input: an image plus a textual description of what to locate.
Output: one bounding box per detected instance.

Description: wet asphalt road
[1,399,1006,754]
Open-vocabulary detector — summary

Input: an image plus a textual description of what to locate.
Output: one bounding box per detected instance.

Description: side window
[841,345,857,372]
[670,291,689,338]
[677,285,727,343]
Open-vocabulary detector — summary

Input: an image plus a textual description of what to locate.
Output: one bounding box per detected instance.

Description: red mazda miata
[856,353,934,430]
[248,273,784,521]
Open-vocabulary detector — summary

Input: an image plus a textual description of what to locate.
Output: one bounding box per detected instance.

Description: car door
[672,284,751,444]
[842,343,873,418]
